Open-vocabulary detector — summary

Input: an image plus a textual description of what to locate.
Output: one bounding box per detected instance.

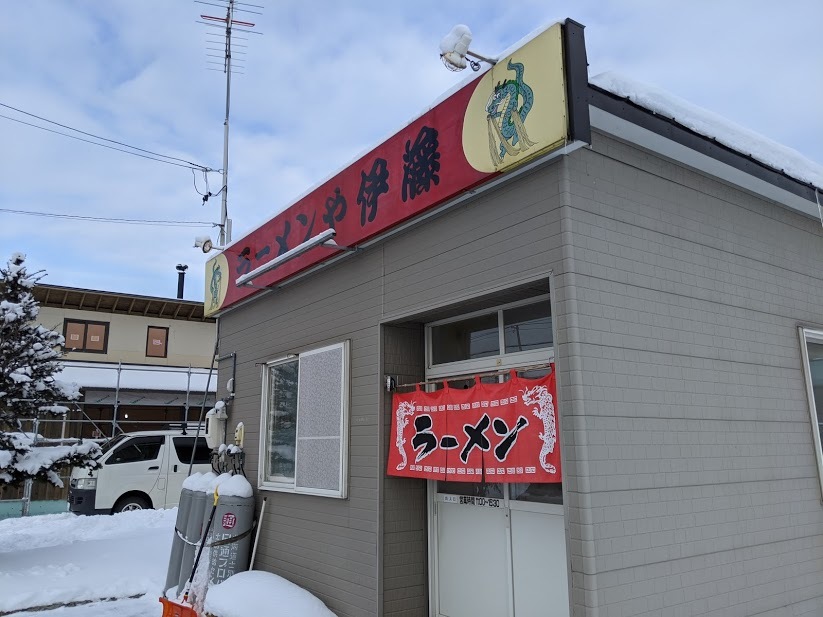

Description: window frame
[425,295,553,379]
[260,355,300,488]
[799,327,823,499]
[258,341,350,498]
[146,325,170,358]
[62,319,109,354]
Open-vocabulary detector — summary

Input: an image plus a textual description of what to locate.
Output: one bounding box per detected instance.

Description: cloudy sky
[1,1,820,302]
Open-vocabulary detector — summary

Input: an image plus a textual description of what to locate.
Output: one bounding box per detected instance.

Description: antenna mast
[197,0,263,245]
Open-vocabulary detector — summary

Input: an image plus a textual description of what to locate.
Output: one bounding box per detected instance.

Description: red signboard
[207,84,494,315]
[205,24,572,316]
[387,370,561,483]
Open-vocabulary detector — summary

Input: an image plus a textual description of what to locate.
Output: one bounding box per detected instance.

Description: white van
[68,428,212,514]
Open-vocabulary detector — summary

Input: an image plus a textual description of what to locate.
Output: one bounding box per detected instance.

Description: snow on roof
[59,362,217,393]
[590,71,823,190]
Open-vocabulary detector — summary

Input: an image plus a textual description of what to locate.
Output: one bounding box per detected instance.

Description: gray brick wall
[562,130,823,616]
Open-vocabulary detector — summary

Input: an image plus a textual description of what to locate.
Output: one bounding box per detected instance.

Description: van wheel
[112,494,151,513]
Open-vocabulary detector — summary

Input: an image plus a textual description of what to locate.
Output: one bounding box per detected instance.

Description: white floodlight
[236,228,343,287]
[194,236,214,253]
[194,235,226,253]
[439,24,496,72]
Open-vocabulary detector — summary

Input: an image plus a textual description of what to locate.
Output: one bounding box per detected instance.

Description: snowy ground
[0,509,175,617]
[0,506,337,617]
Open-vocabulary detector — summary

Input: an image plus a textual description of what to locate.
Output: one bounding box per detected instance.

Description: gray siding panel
[381,324,427,617]
[219,160,568,616]
[563,131,823,616]
[382,164,564,319]
[220,252,383,617]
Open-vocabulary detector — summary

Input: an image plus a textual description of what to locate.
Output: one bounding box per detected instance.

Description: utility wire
[0,207,216,227]
[0,113,207,171]
[0,104,215,171]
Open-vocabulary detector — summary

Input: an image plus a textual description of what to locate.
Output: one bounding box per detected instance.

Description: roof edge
[588,84,821,207]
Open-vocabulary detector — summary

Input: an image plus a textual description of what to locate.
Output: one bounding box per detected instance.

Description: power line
[0,207,216,227]
[0,104,215,172]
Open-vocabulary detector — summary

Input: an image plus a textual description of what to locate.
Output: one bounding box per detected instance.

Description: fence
[1,363,216,518]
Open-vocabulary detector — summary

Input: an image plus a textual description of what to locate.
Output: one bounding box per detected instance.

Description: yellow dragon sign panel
[462,24,567,173]
[205,252,229,315]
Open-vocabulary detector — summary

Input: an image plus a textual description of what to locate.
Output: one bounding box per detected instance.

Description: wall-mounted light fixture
[194,236,225,253]
[439,24,496,72]
[236,228,354,287]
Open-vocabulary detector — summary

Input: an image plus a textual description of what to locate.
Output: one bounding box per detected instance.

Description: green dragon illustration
[209,261,222,311]
[486,60,537,166]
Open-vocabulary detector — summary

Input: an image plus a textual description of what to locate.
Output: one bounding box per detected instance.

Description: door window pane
[437,481,504,499]
[510,482,563,504]
[504,301,552,353]
[266,360,299,481]
[431,312,499,365]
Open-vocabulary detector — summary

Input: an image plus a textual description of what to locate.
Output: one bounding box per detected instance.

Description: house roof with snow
[34,284,214,322]
[587,72,822,219]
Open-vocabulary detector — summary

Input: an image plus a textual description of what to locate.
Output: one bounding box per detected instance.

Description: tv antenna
[195,0,263,246]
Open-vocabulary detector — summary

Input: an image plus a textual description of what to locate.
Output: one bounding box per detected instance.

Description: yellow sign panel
[205,252,229,317]
[462,24,567,173]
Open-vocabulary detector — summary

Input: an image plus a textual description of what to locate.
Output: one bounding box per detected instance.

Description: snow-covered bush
[0,252,101,487]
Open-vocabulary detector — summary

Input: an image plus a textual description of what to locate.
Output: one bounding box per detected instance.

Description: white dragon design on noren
[394,401,416,471]
[521,385,557,474]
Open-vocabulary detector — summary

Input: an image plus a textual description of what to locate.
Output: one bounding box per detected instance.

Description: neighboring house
[0,283,217,509]
[203,20,823,617]
[35,283,218,438]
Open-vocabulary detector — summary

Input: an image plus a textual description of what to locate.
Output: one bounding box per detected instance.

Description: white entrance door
[431,481,569,617]
[435,483,511,617]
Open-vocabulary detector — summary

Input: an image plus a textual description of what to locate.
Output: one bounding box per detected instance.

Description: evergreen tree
[0,253,100,487]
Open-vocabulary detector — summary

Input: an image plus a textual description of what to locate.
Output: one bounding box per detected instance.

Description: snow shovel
[182,485,220,603]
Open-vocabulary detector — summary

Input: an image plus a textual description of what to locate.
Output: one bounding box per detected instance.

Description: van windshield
[100,434,128,454]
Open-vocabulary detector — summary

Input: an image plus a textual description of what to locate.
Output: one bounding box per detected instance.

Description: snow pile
[0,507,177,553]
[439,24,471,55]
[218,443,243,455]
[182,471,214,492]
[217,474,253,498]
[591,71,823,189]
[0,508,176,613]
[204,571,336,617]
[206,472,233,494]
